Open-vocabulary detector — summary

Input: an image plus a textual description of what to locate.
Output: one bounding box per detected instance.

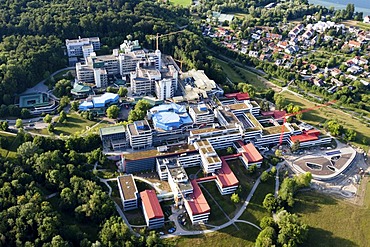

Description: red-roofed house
[225,92,250,101]
[290,129,320,143]
[240,143,263,168]
[184,180,211,224]
[216,158,239,195]
[261,110,286,120]
[140,190,164,229]
[289,129,332,148]
[348,40,361,49]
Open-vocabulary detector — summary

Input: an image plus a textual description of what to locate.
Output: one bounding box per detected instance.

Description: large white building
[189,103,214,125]
[194,140,222,173]
[66,37,100,57]
[127,120,153,149]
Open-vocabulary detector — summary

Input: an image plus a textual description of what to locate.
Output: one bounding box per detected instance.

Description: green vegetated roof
[100,125,125,136]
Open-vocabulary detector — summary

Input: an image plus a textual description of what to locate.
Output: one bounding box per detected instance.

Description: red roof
[217,158,239,188]
[290,129,320,143]
[187,180,210,215]
[140,190,164,219]
[225,92,250,101]
[261,110,286,119]
[242,143,263,163]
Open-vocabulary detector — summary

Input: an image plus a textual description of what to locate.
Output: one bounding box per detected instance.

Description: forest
[0,132,167,246]
[0,0,190,104]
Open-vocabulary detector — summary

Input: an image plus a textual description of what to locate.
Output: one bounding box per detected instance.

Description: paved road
[133,176,163,193]
[22,67,74,95]
[274,162,283,198]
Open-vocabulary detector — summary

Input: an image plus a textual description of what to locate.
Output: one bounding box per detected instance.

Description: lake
[309,0,370,16]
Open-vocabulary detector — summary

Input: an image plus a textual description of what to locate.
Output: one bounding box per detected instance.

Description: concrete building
[156,153,201,180]
[127,120,153,149]
[82,44,94,60]
[94,68,108,88]
[100,125,128,150]
[167,163,194,199]
[189,103,214,125]
[155,78,172,100]
[117,175,138,211]
[184,180,210,224]
[179,69,224,101]
[130,65,161,95]
[66,36,100,57]
[194,140,222,173]
[140,190,164,229]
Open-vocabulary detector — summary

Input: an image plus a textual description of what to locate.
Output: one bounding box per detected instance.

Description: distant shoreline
[309,0,370,16]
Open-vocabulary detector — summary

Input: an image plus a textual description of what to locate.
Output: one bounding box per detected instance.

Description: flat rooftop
[118,175,137,200]
[124,144,196,161]
[127,120,151,136]
[168,166,193,192]
[100,125,125,136]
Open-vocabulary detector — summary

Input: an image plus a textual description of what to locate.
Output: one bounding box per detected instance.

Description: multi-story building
[194,140,222,173]
[140,190,164,229]
[94,68,108,88]
[156,153,201,180]
[155,78,172,100]
[189,103,214,125]
[117,175,138,211]
[82,44,94,60]
[215,159,239,195]
[66,36,100,57]
[127,120,153,149]
[184,180,210,224]
[167,164,194,199]
[130,65,161,95]
[99,125,128,151]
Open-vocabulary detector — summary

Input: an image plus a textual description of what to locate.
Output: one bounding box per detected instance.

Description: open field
[0,132,21,158]
[292,183,370,247]
[238,177,275,225]
[165,223,259,247]
[281,91,370,151]
[215,58,268,91]
[341,20,370,30]
[200,182,238,225]
[54,113,98,136]
[170,0,192,6]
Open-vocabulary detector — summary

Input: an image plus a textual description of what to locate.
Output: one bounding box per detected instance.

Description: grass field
[281,91,370,151]
[0,132,22,158]
[292,183,370,247]
[170,0,192,6]
[215,58,268,91]
[165,223,259,247]
[239,177,275,225]
[54,113,98,136]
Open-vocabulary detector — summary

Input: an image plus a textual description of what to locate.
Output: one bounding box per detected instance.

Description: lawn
[281,91,370,151]
[291,183,370,247]
[215,58,267,91]
[54,113,98,136]
[200,182,238,222]
[165,223,259,247]
[238,177,275,225]
[170,0,192,6]
[0,132,21,158]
